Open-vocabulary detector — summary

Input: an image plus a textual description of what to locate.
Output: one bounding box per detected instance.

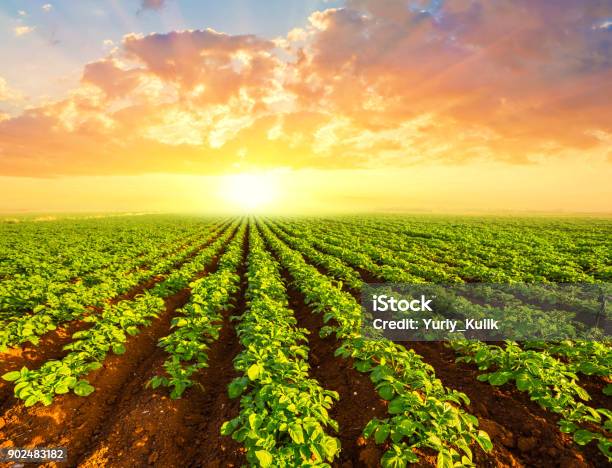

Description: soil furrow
[275,238,600,467]
[0,288,189,467]
[0,226,238,466]
[77,293,246,468]
[409,341,599,467]
[184,245,248,467]
[283,277,389,468]
[77,224,248,468]
[0,223,232,407]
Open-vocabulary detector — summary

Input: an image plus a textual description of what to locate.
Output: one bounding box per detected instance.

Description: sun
[219,172,279,212]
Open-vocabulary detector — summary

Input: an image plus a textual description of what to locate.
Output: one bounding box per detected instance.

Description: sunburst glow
[219,173,279,212]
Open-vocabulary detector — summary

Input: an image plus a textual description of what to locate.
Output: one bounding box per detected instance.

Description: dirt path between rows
[78,230,249,468]
[0,223,231,407]
[265,226,605,468]
[284,279,389,468]
[0,225,242,468]
[409,341,602,467]
[0,288,191,467]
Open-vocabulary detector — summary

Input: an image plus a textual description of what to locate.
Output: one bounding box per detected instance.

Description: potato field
[0,215,610,468]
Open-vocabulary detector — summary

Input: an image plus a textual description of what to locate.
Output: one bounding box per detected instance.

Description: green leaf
[249,413,263,431]
[474,349,488,363]
[220,419,239,436]
[321,436,340,460]
[2,371,22,381]
[388,398,405,414]
[577,362,599,375]
[559,420,579,434]
[247,363,262,381]
[228,377,248,398]
[74,380,95,397]
[575,385,590,401]
[174,318,188,327]
[374,424,390,444]
[398,419,417,437]
[573,429,596,446]
[255,450,273,467]
[378,384,394,400]
[88,362,103,371]
[381,447,417,468]
[437,451,453,468]
[288,423,305,444]
[41,394,54,406]
[475,430,493,452]
[112,343,126,355]
[149,376,163,389]
[355,360,372,372]
[170,383,186,399]
[24,395,39,407]
[363,419,380,439]
[603,384,612,396]
[515,373,532,391]
[489,371,511,386]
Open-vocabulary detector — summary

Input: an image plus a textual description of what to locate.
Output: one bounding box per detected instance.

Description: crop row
[0,217,225,312]
[221,224,341,466]
[325,216,610,282]
[0,220,230,351]
[150,221,246,397]
[2,220,240,405]
[258,221,492,468]
[269,220,612,460]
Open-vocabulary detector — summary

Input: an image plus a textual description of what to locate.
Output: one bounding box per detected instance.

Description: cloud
[139,0,168,11]
[594,20,612,30]
[42,4,53,12]
[14,26,35,37]
[0,1,610,177]
[0,77,24,103]
[18,10,27,17]
[120,30,276,96]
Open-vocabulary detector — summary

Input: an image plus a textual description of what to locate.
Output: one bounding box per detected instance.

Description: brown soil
[274,235,609,468]
[74,225,247,468]
[79,262,248,467]
[279,274,389,467]
[0,223,232,406]
[408,341,606,468]
[0,289,191,466]
[577,374,612,412]
[0,226,242,468]
[0,319,91,409]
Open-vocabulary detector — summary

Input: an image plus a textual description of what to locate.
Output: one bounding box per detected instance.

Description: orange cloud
[0,1,610,177]
[13,26,35,37]
[0,78,22,102]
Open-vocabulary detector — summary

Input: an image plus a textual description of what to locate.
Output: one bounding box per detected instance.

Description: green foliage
[3,220,241,405]
[151,222,246,398]
[221,226,340,466]
[259,220,491,467]
[0,217,231,350]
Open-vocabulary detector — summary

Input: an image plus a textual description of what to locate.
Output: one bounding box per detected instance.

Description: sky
[0,0,611,214]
